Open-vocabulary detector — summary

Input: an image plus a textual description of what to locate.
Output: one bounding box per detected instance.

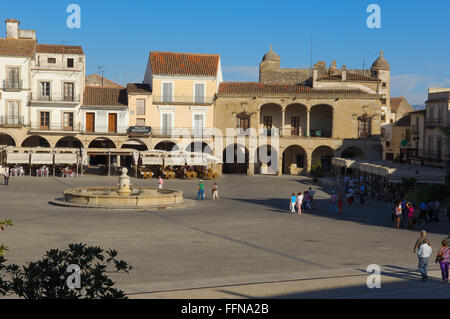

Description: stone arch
[121,139,148,151]
[88,137,116,149]
[254,144,279,174]
[21,135,51,148]
[282,145,307,174]
[0,133,17,146]
[260,103,283,136]
[341,146,364,159]
[284,103,307,136]
[222,143,249,174]
[55,136,84,148]
[310,104,333,137]
[185,141,212,154]
[312,145,335,172]
[154,140,179,152]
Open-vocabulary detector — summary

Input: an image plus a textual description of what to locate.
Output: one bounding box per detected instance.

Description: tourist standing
[330,191,338,213]
[394,202,402,229]
[158,176,164,189]
[419,201,428,223]
[435,239,450,284]
[417,239,432,281]
[347,187,354,206]
[406,201,415,229]
[296,192,303,215]
[290,193,296,213]
[309,187,316,210]
[360,184,366,206]
[3,170,9,186]
[212,183,219,200]
[427,201,436,223]
[197,180,205,200]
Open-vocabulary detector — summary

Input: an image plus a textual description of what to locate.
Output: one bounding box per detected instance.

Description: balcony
[31,93,81,104]
[152,95,214,105]
[29,122,80,133]
[2,80,23,90]
[151,127,213,138]
[0,115,25,126]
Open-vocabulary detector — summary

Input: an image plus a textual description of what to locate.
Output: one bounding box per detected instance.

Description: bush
[0,219,13,257]
[0,243,132,299]
[405,184,450,204]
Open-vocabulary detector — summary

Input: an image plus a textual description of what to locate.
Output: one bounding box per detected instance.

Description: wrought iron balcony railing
[0,115,25,126]
[2,80,23,90]
[31,93,81,103]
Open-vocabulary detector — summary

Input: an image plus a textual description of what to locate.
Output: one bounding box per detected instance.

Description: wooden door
[86,113,95,132]
[108,113,117,133]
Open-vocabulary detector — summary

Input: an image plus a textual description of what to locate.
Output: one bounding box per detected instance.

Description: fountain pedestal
[117,168,132,196]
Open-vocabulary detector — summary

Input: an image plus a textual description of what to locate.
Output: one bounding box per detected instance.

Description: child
[212,183,219,200]
[290,193,296,213]
[158,176,164,189]
[296,192,303,215]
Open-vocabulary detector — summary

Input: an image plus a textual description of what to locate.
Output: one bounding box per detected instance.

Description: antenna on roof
[97,66,104,85]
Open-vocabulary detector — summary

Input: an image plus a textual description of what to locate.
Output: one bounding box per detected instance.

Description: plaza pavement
[0,174,449,299]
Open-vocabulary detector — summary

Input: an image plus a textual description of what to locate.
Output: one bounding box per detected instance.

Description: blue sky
[2,0,450,105]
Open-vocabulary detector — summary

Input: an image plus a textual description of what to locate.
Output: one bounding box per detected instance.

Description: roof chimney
[5,19,19,39]
[341,65,347,81]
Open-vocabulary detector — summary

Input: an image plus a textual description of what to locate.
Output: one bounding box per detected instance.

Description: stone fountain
[51,168,191,210]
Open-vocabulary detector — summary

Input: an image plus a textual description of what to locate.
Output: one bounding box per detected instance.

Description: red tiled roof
[0,38,35,57]
[82,87,128,108]
[317,72,379,82]
[218,82,370,96]
[85,74,124,88]
[150,51,219,77]
[126,83,152,94]
[36,44,84,55]
[219,82,311,94]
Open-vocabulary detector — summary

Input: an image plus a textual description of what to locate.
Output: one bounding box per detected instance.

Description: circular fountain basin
[53,187,189,209]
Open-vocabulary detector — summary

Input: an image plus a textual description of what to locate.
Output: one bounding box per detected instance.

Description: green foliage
[405,184,450,203]
[310,159,325,179]
[0,219,13,257]
[0,243,132,299]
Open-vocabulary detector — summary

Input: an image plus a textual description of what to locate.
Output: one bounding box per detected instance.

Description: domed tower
[371,50,391,123]
[259,45,280,83]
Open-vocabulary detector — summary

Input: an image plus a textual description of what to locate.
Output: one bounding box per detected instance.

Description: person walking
[419,201,428,223]
[330,191,338,213]
[417,239,432,281]
[308,187,316,210]
[360,184,366,206]
[347,187,354,206]
[427,201,436,223]
[406,201,415,229]
[296,192,303,215]
[290,193,296,213]
[212,183,219,200]
[435,239,450,284]
[414,230,429,253]
[337,192,344,214]
[197,180,205,200]
[3,169,9,186]
[158,176,164,189]
[394,202,402,229]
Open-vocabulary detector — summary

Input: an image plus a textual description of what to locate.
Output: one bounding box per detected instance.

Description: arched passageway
[282,145,307,174]
[154,141,179,152]
[222,144,249,174]
[21,136,50,148]
[55,136,83,148]
[254,144,278,174]
[0,133,16,146]
[312,146,335,172]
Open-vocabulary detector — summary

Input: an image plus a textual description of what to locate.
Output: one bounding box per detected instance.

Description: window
[194,83,205,103]
[40,82,51,100]
[382,82,387,88]
[162,82,173,103]
[291,116,300,136]
[237,112,250,134]
[193,114,204,136]
[136,99,146,115]
[358,114,372,138]
[67,58,74,68]
[7,67,20,88]
[108,113,117,133]
[48,58,56,64]
[85,113,95,132]
[7,101,19,124]
[263,116,273,136]
[136,118,146,126]
[162,113,173,135]
[63,112,74,131]
[381,114,386,122]
[40,112,50,130]
[64,82,74,101]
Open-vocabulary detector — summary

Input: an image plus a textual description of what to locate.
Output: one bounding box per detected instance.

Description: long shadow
[232,196,450,237]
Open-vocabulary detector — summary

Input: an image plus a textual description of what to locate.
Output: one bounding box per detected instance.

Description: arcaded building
[215,47,390,175]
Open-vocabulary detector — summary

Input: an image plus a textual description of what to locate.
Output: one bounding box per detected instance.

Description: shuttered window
[194,83,205,103]
[162,83,173,102]
[136,99,146,115]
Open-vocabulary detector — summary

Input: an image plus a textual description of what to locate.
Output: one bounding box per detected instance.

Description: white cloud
[390,74,450,105]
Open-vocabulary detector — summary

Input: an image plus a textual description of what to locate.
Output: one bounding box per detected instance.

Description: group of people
[196,180,219,200]
[289,187,316,214]
[393,199,444,229]
[413,230,450,284]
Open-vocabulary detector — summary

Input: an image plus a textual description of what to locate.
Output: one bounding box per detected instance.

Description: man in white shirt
[417,239,432,281]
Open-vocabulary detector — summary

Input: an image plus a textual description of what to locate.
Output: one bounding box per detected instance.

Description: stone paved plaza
[1,174,449,298]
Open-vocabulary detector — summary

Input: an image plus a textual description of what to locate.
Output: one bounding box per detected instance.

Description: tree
[0,243,132,299]
[0,219,13,257]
